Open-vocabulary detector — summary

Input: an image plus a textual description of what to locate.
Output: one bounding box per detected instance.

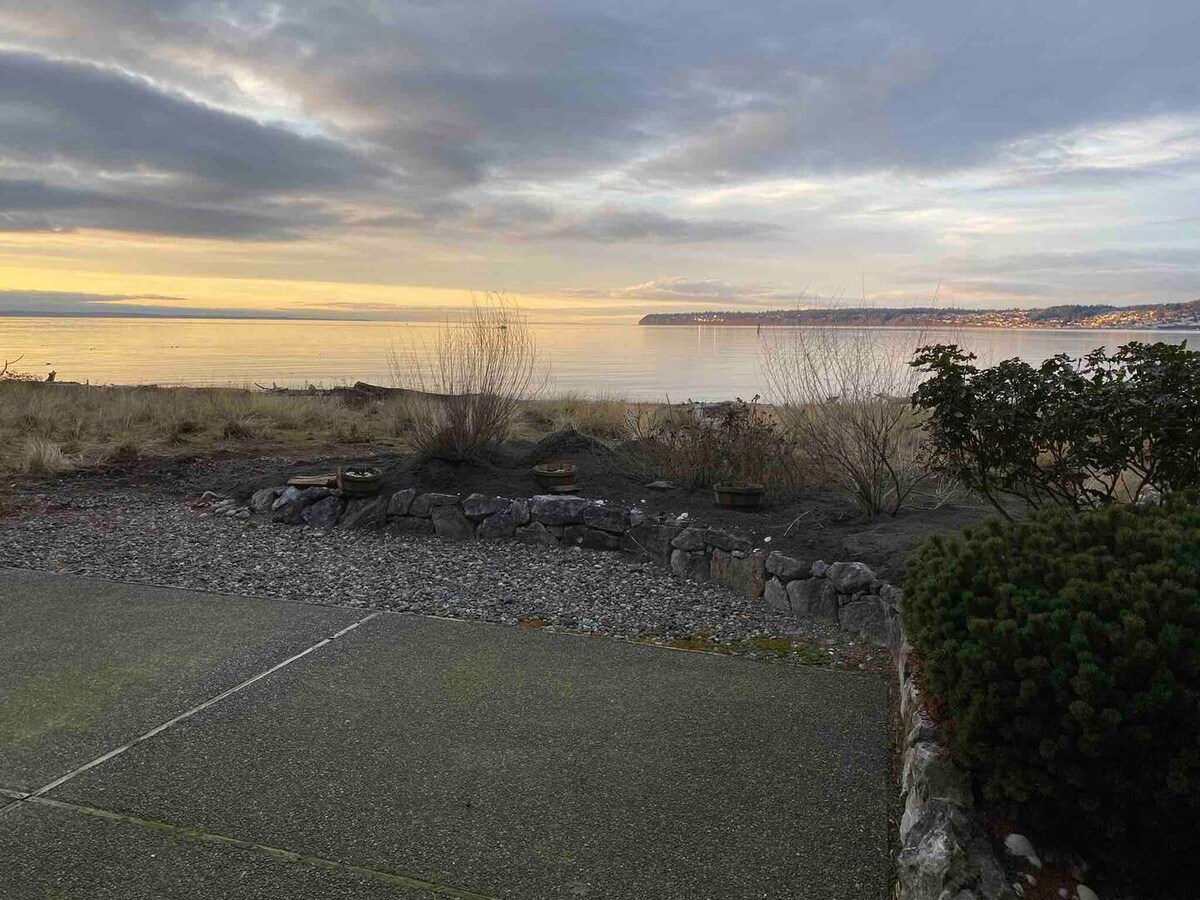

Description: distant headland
[639,299,1200,330]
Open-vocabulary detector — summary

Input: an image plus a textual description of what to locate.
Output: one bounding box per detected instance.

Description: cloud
[542,209,782,243]
[1,1,1200,306]
[560,276,794,306]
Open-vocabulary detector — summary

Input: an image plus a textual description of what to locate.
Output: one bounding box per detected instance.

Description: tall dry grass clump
[761,320,928,515]
[388,294,546,460]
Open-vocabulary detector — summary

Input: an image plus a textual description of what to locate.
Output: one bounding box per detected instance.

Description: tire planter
[532,461,578,494]
[338,466,383,497]
[713,483,765,509]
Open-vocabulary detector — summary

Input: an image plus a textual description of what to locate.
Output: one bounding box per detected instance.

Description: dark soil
[209,430,993,581]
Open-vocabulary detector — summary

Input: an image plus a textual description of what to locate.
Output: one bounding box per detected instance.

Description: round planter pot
[532,461,578,494]
[338,466,383,497]
[713,483,765,509]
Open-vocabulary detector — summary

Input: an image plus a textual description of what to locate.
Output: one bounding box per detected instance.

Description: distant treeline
[639,298,1200,329]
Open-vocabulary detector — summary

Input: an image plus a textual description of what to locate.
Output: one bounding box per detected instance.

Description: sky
[1,1,1199,320]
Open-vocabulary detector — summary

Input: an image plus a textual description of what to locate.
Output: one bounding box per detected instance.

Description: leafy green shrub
[911,341,1200,514]
[902,500,1200,884]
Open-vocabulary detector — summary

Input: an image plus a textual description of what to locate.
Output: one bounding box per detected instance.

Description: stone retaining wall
[237,484,904,648]
[896,640,1014,900]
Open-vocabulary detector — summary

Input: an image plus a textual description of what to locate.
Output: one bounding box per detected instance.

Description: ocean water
[0,317,1193,401]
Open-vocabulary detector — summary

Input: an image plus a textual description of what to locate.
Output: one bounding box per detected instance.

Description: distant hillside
[639,299,1200,330]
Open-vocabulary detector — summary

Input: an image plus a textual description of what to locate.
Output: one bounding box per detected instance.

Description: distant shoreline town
[639,299,1200,330]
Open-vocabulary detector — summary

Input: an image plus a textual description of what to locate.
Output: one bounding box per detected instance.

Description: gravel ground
[0,481,890,671]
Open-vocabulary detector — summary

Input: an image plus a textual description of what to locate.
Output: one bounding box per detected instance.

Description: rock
[826,561,876,594]
[620,523,681,565]
[272,486,302,511]
[340,496,388,530]
[581,503,631,533]
[901,743,975,838]
[763,577,791,614]
[431,505,475,541]
[249,487,279,513]
[271,485,325,525]
[529,495,592,526]
[628,508,646,528]
[710,549,765,598]
[1076,886,1099,900]
[765,552,807,581]
[200,491,223,502]
[645,480,674,490]
[703,530,751,554]
[385,516,435,536]
[811,559,829,577]
[788,578,839,622]
[671,527,708,552]
[898,799,1010,900]
[670,548,711,582]
[477,512,517,540]
[906,708,943,747]
[232,508,251,520]
[879,583,902,610]
[514,522,559,546]
[563,525,622,551]
[462,493,511,521]
[301,495,343,528]
[387,488,416,517]
[1003,835,1041,870]
[409,492,459,518]
[509,498,530,526]
[840,597,898,646]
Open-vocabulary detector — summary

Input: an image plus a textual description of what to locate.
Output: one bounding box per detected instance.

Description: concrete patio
[0,569,891,899]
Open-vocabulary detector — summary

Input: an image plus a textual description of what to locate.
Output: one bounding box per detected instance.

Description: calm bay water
[0,316,1194,401]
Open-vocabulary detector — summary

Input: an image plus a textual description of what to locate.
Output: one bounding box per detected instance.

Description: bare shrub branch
[760,301,934,515]
[387,294,547,460]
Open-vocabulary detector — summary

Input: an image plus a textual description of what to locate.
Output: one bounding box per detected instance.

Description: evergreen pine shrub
[902,499,1200,885]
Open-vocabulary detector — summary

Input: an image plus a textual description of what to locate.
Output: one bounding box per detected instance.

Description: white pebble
[1076,886,1099,900]
[1004,833,1042,869]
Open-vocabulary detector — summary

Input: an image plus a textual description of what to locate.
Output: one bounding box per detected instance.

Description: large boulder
[620,523,682,566]
[514,522,559,546]
[250,487,280,514]
[409,492,459,518]
[509,499,531,526]
[670,527,708,552]
[431,505,475,541]
[703,530,751,554]
[710,549,765,598]
[897,799,1011,900]
[477,512,517,540]
[670,548,710,582]
[765,551,807,582]
[788,578,839,622]
[900,743,974,839]
[763,577,791,614]
[341,496,388,530]
[463,494,511,521]
[581,503,631,534]
[840,596,900,646]
[387,488,416,517]
[271,486,329,524]
[301,495,343,528]
[529,495,592,526]
[826,561,876,594]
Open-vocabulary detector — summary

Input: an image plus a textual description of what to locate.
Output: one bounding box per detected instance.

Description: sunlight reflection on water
[0,317,1192,401]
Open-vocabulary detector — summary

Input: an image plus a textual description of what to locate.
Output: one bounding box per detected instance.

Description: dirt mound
[521,429,610,465]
